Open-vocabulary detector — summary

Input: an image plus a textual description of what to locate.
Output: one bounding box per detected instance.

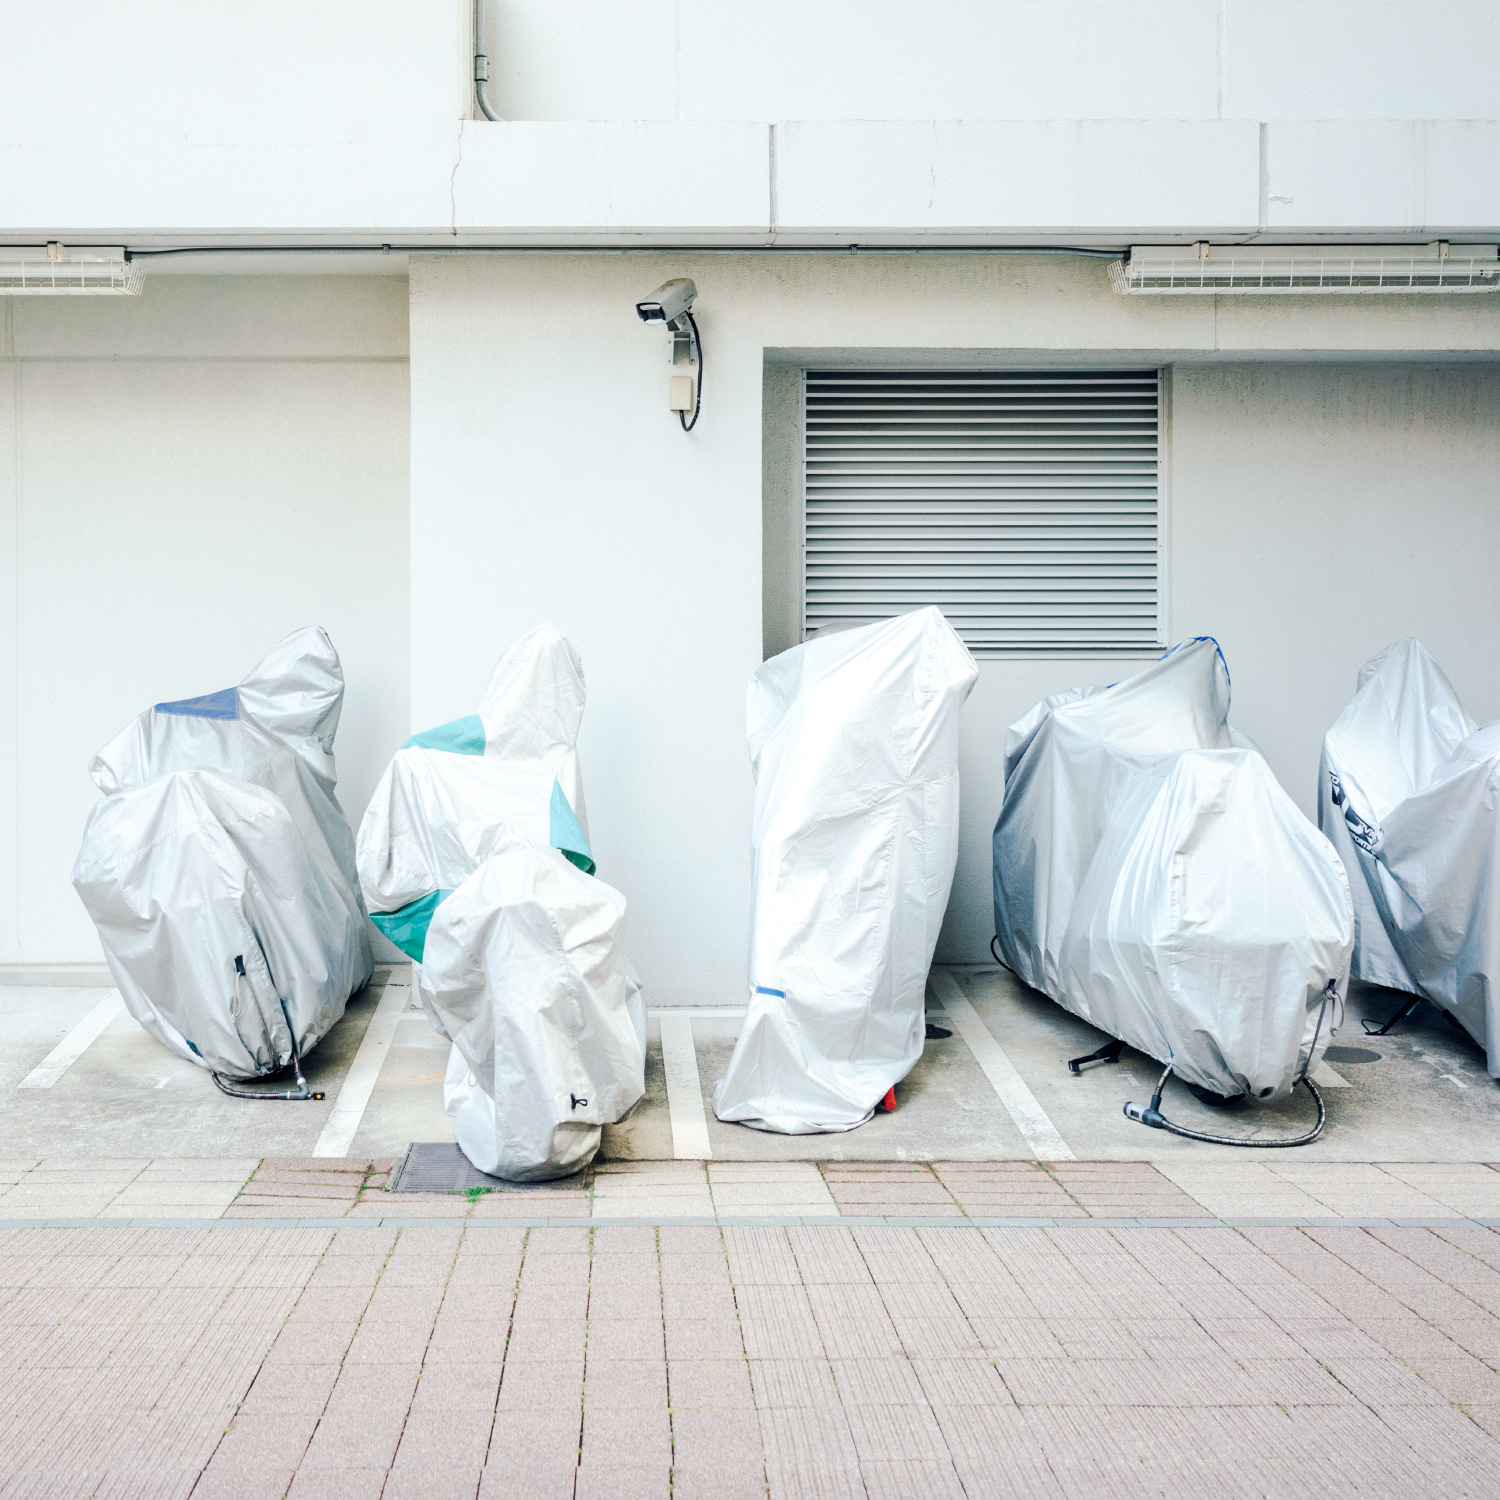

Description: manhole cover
[1325,1046,1382,1065]
[389,1143,510,1193]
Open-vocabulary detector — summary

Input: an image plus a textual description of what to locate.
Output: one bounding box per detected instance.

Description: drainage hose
[1124,1064,1325,1148]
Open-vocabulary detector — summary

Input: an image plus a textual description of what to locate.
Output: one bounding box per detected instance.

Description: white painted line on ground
[313,981,408,1158]
[18,990,125,1089]
[928,968,1075,1161]
[658,1012,713,1160]
[1310,1062,1351,1089]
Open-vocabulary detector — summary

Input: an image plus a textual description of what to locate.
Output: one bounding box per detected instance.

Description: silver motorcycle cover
[356,624,644,1178]
[1320,637,1500,1073]
[423,827,643,1181]
[71,628,373,1077]
[994,639,1352,1101]
[357,624,595,957]
[713,607,979,1134]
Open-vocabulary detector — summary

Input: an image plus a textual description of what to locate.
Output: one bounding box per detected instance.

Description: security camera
[637,279,703,431]
[635,278,697,328]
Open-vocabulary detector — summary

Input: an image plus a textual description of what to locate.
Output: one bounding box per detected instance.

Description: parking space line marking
[18,990,126,1089]
[928,968,1075,1161]
[658,1013,713,1160]
[1310,1062,1351,1089]
[313,981,408,1158]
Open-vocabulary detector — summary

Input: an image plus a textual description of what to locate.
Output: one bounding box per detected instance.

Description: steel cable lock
[210,955,325,1101]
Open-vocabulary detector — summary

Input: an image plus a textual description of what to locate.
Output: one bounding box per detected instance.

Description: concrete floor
[3,962,1498,1165]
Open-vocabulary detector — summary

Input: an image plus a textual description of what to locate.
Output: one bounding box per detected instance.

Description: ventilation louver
[803,370,1160,656]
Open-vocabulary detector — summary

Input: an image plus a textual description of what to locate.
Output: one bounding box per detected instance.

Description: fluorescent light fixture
[0,244,141,295]
[1110,243,1500,295]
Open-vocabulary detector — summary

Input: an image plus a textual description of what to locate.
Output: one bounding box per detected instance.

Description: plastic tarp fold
[1320,638,1500,1073]
[712,607,979,1134]
[993,639,1353,1102]
[72,627,373,1078]
[356,625,644,1180]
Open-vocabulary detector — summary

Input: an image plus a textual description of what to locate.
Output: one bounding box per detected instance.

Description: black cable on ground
[990,934,1004,965]
[211,1052,323,1102]
[679,310,702,432]
[1124,1064,1325,1147]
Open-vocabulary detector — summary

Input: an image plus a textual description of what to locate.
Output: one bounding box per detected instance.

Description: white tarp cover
[358,623,595,933]
[993,639,1352,1102]
[72,628,373,1077]
[1320,638,1500,1074]
[425,828,643,1181]
[356,625,645,1180]
[713,607,979,1134]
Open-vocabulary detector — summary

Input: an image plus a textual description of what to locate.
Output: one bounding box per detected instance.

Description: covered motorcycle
[993,638,1352,1103]
[356,624,644,1179]
[72,627,373,1085]
[713,607,980,1134]
[1321,637,1500,1074]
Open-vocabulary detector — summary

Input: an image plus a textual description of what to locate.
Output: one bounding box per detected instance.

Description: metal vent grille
[803,370,1160,655]
[389,1143,512,1192]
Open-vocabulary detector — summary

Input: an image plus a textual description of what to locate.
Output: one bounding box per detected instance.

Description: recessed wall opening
[763,363,1163,660]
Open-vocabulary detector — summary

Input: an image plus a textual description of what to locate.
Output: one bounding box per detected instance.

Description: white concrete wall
[489,0,1500,122]
[408,251,1500,999]
[0,277,411,964]
[4,4,1498,240]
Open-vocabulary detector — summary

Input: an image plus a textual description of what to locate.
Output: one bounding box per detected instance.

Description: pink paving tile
[393,1415,495,1469]
[210,1411,321,1469]
[662,1317,747,1362]
[660,1284,737,1321]
[578,1405,672,1465]
[237,1361,341,1416]
[382,1467,484,1500]
[746,1358,842,1410]
[665,1358,756,1410]
[494,1360,585,1411]
[476,1456,582,1496]
[670,1407,763,1459]
[760,1461,867,1500]
[580,1357,668,1409]
[574,1463,670,1499]
[192,1462,300,1500]
[286,1467,389,1500]
[669,1466,771,1500]
[757,1408,860,1470]
[859,1458,968,1500]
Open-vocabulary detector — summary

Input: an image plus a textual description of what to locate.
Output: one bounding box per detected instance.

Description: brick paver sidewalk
[7,1212,1500,1497]
[12,1157,1500,1226]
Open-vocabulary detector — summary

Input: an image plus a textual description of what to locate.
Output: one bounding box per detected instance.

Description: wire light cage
[1111,244,1500,295]
[0,248,142,296]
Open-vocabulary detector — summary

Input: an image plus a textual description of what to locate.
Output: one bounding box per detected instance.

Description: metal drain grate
[389,1143,510,1193]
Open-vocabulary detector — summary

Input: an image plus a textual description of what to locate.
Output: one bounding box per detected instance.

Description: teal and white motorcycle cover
[356,625,644,1179]
[1321,638,1500,1074]
[72,628,373,1078]
[994,639,1352,1102]
[713,607,980,1134]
